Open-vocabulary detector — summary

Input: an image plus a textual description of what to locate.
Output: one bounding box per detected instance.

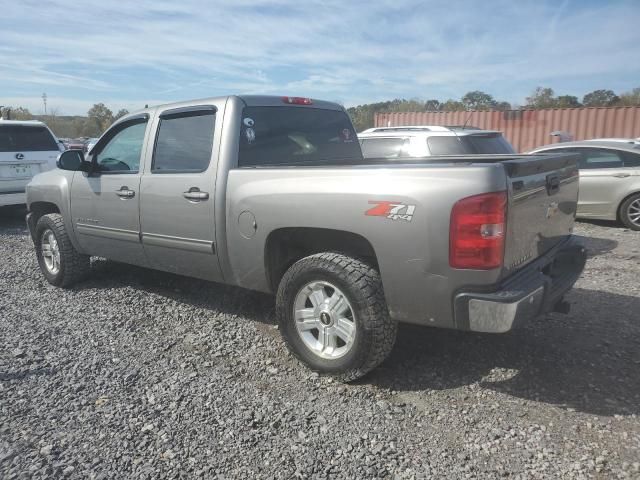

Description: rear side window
[152,110,215,173]
[0,125,58,152]
[238,107,361,167]
[360,138,408,158]
[622,151,640,167]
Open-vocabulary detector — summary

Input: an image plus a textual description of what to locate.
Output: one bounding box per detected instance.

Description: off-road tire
[619,193,640,231]
[35,213,90,287]
[276,252,397,382]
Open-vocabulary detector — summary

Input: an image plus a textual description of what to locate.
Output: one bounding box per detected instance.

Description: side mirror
[57,149,91,172]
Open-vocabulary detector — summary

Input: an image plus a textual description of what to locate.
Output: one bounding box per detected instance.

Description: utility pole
[42,93,47,115]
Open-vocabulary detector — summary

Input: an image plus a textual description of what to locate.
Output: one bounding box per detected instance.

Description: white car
[0,120,62,207]
[357,125,516,158]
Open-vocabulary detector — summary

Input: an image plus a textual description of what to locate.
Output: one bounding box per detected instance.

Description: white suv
[358,126,515,159]
[0,120,62,207]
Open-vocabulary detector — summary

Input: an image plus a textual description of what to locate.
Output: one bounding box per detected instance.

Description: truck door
[139,104,224,282]
[70,115,150,265]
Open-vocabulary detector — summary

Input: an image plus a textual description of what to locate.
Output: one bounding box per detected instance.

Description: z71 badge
[365,201,416,222]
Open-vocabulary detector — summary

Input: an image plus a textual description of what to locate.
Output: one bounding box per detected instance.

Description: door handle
[612,173,631,178]
[182,187,209,201]
[116,186,135,198]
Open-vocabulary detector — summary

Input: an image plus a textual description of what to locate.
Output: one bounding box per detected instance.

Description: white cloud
[1,0,639,114]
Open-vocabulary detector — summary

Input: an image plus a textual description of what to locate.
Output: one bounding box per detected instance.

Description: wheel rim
[293,281,357,360]
[628,198,640,227]
[41,229,61,275]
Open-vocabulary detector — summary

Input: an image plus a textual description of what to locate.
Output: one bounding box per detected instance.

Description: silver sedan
[530,141,640,230]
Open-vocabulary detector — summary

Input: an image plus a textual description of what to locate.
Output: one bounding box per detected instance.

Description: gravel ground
[1,206,639,479]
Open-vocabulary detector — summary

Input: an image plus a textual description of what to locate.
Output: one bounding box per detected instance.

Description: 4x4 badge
[366,201,416,222]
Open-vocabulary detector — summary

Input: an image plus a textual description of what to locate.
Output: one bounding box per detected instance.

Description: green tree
[424,99,441,111]
[1,106,34,120]
[582,89,619,107]
[461,90,497,110]
[114,108,129,121]
[555,95,582,108]
[440,99,466,111]
[526,87,557,109]
[615,87,640,106]
[493,101,512,111]
[84,103,114,136]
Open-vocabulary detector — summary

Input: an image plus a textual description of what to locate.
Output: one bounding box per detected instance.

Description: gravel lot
[1,206,639,479]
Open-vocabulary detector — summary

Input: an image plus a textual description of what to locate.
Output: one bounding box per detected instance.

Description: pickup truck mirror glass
[57,149,90,172]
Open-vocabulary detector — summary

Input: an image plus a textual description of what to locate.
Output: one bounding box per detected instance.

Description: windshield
[238,106,362,167]
[0,125,58,152]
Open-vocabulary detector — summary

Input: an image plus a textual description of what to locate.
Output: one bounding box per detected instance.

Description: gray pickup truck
[26,95,587,381]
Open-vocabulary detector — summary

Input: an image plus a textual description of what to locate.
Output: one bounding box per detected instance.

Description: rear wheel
[35,213,90,287]
[276,252,397,382]
[619,193,640,231]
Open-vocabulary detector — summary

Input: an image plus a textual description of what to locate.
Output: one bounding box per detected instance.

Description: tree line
[347,86,640,132]
[0,103,129,138]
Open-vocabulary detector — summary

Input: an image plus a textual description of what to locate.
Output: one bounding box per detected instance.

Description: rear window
[359,138,408,158]
[0,125,58,152]
[427,133,515,155]
[238,107,361,167]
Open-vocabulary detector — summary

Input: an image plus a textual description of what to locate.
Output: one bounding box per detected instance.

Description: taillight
[449,191,507,270]
[282,96,313,105]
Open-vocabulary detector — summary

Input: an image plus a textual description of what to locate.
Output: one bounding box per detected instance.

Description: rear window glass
[427,134,514,155]
[360,138,408,158]
[238,107,361,167]
[622,151,640,167]
[465,134,515,154]
[427,136,469,155]
[0,125,58,152]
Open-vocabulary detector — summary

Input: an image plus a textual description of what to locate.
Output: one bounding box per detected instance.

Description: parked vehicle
[25,95,586,380]
[358,126,515,159]
[530,141,640,230]
[584,138,640,146]
[65,139,86,151]
[0,120,62,207]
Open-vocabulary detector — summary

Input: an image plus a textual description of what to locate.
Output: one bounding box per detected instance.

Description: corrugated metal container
[374,107,640,152]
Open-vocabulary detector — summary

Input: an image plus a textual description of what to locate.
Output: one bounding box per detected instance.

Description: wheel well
[265,227,378,292]
[617,191,640,220]
[30,201,60,222]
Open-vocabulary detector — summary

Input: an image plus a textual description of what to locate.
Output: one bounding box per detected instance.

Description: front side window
[238,106,361,167]
[622,151,640,167]
[95,121,147,173]
[152,110,215,173]
[359,138,408,159]
[0,126,58,152]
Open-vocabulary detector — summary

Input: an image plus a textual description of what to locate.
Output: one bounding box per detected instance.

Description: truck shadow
[77,260,638,417]
[365,287,639,417]
[573,234,617,257]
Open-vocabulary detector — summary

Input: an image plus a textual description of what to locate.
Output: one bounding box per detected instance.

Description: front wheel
[34,213,90,287]
[276,252,397,382]
[619,193,640,231]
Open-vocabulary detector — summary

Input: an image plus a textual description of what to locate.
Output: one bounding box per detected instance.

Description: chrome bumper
[0,191,26,207]
[454,237,587,333]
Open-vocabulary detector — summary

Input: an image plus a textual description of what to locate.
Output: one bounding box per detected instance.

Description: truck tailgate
[501,153,580,275]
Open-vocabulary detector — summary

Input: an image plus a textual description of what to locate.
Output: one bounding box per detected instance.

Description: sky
[1,0,639,116]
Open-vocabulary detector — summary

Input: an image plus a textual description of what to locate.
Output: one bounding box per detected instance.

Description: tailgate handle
[546,174,560,195]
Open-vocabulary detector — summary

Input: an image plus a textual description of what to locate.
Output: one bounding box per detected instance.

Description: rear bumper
[0,191,26,207]
[453,236,587,333]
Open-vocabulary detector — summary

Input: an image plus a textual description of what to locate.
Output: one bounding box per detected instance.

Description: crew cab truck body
[26,95,587,380]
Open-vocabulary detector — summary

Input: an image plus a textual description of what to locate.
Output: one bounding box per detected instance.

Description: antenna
[462,111,473,130]
[42,92,48,115]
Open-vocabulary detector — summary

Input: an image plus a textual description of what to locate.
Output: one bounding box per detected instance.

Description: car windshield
[238,106,362,167]
[0,125,58,152]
